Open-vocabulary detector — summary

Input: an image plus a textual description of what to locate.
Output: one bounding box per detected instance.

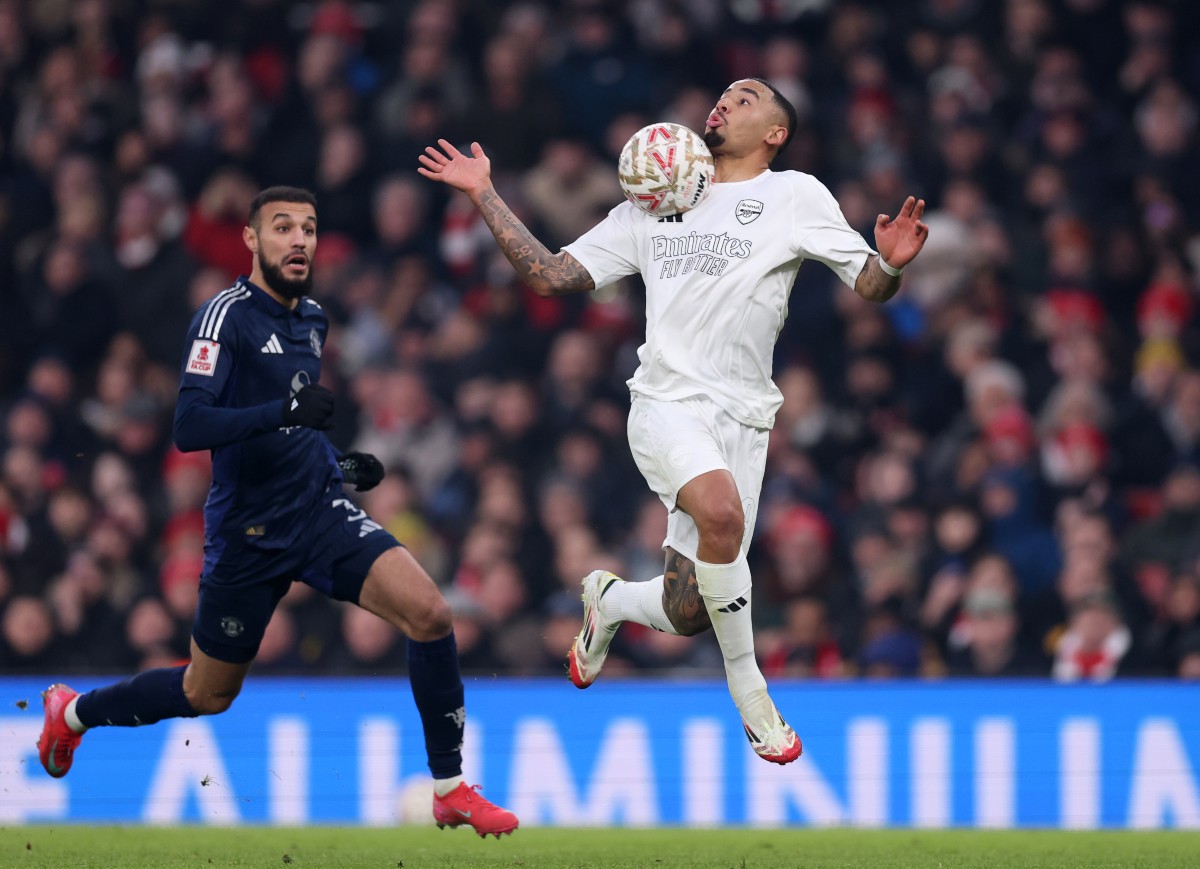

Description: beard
[703,128,725,151]
[258,250,313,300]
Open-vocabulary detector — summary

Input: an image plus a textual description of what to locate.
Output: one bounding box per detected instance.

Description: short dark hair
[248,186,317,229]
[749,78,798,161]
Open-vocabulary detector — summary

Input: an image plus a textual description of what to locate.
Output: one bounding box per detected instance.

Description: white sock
[600,575,679,634]
[433,774,464,796]
[64,696,88,734]
[695,555,772,725]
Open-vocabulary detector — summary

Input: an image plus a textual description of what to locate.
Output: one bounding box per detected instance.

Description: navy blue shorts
[193,488,401,664]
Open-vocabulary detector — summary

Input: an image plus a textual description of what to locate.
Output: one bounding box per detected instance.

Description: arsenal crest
[735,199,763,225]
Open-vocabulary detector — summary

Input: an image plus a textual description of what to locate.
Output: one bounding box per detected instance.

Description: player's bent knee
[696,506,739,559]
[185,687,240,716]
[408,595,453,642]
[696,500,745,551]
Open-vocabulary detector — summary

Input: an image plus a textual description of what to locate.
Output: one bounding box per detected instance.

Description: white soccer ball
[618,122,714,216]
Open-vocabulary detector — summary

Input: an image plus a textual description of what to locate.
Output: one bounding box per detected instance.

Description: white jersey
[564,169,874,429]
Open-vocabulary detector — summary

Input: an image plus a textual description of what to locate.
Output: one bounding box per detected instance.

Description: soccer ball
[618,122,714,216]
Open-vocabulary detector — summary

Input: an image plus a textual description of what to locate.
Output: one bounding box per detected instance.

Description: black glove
[338,451,385,491]
[281,384,335,430]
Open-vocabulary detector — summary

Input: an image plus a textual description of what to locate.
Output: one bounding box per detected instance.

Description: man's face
[970,610,1015,650]
[246,202,317,299]
[703,79,786,157]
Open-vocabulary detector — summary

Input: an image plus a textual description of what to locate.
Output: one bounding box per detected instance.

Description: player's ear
[242,224,257,254]
[766,125,787,149]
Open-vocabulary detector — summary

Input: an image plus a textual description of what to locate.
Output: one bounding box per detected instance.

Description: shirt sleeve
[178,304,236,397]
[173,388,284,452]
[561,203,641,290]
[173,301,283,452]
[791,174,875,290]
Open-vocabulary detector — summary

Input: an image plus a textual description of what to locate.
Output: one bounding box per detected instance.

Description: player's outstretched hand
[282,383,335,430]
[874,196,929,271]
[417,139,492,198]
[337,452,384,492]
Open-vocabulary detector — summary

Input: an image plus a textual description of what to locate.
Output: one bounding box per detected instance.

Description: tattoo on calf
[663,548,711,636]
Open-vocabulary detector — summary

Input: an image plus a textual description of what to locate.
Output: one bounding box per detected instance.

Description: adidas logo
[717,596,748,614]
[261,334,283,354]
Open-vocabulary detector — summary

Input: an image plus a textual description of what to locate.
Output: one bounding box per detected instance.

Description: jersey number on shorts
[333,498,383,538]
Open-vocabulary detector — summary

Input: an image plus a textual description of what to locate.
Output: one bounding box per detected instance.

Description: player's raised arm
[418,138,595,297]
[855,195,929,303]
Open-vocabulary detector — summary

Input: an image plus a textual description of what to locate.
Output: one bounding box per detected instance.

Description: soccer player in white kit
[420,78,929,764]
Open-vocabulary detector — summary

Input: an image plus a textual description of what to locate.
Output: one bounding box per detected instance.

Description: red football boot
[37,684,84,778]
[433,783,519,838]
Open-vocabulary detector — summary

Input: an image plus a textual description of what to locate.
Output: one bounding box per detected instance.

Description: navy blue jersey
[174,276,341,561]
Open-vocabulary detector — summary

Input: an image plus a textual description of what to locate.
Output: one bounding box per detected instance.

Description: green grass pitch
[2,826,1198,868]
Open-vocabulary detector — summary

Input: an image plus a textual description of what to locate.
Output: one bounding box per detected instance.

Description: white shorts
[626,393,769,562]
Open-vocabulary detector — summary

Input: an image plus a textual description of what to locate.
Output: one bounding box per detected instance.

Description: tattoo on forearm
[663,548,711,636]
[856,256,901,303]
[475,189,595,295]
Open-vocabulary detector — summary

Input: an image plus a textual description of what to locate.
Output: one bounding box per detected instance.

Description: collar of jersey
[238,276,308,319]
[712,168,773,187]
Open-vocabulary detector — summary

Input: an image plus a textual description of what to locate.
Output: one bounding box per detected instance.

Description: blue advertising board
[1,678,1198,828]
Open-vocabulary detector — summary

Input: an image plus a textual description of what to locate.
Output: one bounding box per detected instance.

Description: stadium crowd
[1,0,1200,682]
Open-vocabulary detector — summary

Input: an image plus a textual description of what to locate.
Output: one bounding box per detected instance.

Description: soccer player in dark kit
[36,186,518,838]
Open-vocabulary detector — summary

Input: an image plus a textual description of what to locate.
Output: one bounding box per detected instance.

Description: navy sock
[407,632,465,779]
[74,665,199,728]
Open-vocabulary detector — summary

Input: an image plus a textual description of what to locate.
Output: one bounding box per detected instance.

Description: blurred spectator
[946,588,1046,676]
[1120,460,1200,577]
[774,365,858,483]
[1144,572,1200,675]
[350,368,460,502]
[444,586,495,672]
[619,496,669,586]
[2,595,58,671]
[1160,371,1200,465]
[314,123,374,240]
[919,498,985,639]
[1,0,1200,682]
[758,503,860,654]
[252,606,305,674]
[20,237,116,369]
[979,464,1061,593]
[375,14,474,140]
[538,590,587,674]
[522,137,620,250]
[1052,593,1134,682]
[860,621,924,678]
[366,175,436,266]
[1177,629,1200,679]
[111,176,196,366]
[762,596,846,679]
[470,35,563,174]
[549,5,653,142]
[324,604,407,674]
[362,467,450,583]
[927,359,1028,496]
[48,551,128,670]
[182,169,259,279]
[552,424,631,540]
[123,596,188,670]
[159,550,201,624]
